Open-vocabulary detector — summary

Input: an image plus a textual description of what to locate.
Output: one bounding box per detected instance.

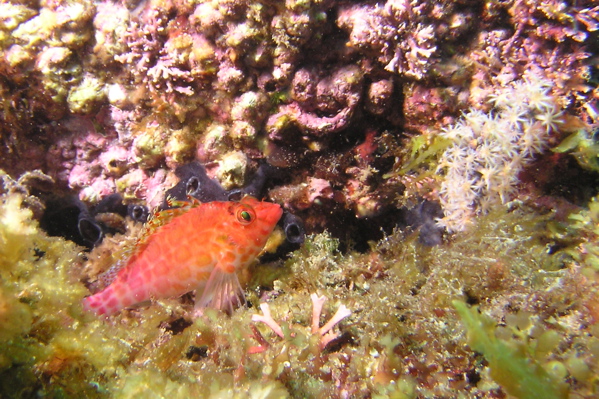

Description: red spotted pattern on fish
[83,196,283,316]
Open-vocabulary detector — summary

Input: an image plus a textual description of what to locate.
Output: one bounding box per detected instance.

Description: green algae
[67,74,106,114]
[453,301,568,399]
[1,168,599,397]
[553,128,599,172]
[0,194,91,397]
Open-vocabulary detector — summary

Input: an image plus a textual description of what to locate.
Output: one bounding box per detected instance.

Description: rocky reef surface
[0,0,598,397]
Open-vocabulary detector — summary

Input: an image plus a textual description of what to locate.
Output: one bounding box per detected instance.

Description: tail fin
[82,286,120,316]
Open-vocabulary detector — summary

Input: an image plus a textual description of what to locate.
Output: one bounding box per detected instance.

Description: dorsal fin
[132,196,201,253]
[116,196,204,270]
[91,196,205,293]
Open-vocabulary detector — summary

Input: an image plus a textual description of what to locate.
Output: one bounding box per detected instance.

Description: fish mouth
[255,202,283,226]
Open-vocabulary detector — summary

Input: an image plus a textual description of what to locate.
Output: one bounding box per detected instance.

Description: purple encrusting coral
[0,0,599,397]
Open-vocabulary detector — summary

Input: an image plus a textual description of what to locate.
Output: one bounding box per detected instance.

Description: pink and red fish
[83,196,282,316]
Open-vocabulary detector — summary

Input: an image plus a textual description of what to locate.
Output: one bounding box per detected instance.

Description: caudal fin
[82,286,121,316]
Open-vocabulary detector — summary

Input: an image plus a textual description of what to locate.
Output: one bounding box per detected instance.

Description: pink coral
[337,1,442,80]
[99,145,129,177]
[45,116,111,187]
[267,65,363,140]
[116,168,170,209]
[114,2,199,110]
[466,0,597,110]
[365,79,395,116]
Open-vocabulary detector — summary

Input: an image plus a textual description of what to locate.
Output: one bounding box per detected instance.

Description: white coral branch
[253,293,352,351]
[318,304,352,336]
[310,293,327,334]
[251,303,284,338]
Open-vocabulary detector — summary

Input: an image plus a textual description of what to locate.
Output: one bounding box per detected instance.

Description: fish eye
[236,206,255,225]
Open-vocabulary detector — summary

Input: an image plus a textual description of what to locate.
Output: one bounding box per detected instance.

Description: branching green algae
[1,169,599,397]
[453,301,567,399]
[0,193,91,397]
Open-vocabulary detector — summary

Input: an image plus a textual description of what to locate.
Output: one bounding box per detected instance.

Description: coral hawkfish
[83,196,283,316]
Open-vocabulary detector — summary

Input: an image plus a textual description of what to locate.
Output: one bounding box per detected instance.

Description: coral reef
[1,0,596,230]
[0,0,598,396]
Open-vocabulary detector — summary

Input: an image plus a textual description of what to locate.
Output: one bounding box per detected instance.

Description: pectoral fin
[194,265,245,316]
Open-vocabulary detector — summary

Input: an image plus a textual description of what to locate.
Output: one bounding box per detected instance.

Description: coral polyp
[436,73,566,232]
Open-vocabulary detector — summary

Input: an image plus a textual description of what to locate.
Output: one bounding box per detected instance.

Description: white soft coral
[436,73,565,233]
